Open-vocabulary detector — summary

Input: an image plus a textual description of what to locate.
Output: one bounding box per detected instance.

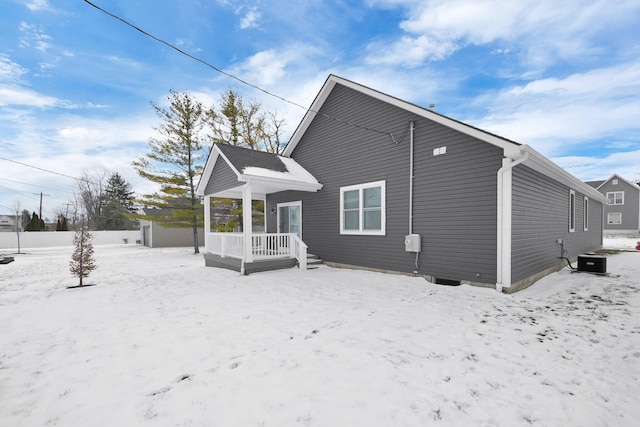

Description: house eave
[241,175,323,193]
[518,145,608,204]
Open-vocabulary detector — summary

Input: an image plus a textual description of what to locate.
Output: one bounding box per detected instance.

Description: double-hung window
[607,212,622,225]
[340,180,385,235]
[606,191,624,205]
[583,197,589,231]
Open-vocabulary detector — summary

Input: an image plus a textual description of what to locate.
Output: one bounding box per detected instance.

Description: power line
[0,156,77,180]
[82,0,394,139]
[0,184,34,195]
[0,177,76,194]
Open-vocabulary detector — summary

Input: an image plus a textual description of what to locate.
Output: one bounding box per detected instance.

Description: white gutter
[496,150,529,292]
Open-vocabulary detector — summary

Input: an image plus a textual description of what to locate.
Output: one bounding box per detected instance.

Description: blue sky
[1,0,639,219]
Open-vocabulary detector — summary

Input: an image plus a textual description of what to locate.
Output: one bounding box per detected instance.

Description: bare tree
[12,201,22,254]
[76,169,109,230]
[207,89,286,153]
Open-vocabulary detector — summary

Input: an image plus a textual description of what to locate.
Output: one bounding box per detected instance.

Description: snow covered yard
[1,240,639,426]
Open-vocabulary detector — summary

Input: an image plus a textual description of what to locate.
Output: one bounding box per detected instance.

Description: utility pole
[33,192,50,230]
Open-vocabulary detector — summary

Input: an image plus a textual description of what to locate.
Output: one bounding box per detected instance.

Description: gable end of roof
[283,74,521,158]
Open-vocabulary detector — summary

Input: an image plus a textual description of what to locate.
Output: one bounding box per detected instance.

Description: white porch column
[204,195,211,252]
[243,182,253,263]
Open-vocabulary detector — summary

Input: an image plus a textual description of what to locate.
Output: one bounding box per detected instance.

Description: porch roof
[196,143,322,198]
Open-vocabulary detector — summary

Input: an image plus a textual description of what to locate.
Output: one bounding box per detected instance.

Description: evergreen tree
[56,214,69,231]
[132,90,209,254]
[101,172,136,230]
[25,212,44,231]
[69,226,96,287]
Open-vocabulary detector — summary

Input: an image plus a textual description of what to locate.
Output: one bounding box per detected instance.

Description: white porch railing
[206,232,307,269]
[206,232,244,259]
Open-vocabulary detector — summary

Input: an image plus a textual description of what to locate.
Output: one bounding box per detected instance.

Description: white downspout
[496,150,529,292]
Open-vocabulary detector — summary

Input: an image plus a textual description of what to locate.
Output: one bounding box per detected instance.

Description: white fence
[0,230,140,250]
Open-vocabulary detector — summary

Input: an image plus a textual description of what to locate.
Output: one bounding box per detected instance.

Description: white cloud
[230,44,323,88]
[365,0,640,69]
[1,112,162,215]
[54,116,158,152]
[472,62,640,156]
[19,22,53,52]
[240,7,261,29]
[553,150,640,182]
[0,85,58,107]
[366,35,457,66]
[0,54,28,82]
[25,0,51,11]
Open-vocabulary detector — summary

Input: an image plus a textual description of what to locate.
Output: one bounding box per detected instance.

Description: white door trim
[277,201,302,239]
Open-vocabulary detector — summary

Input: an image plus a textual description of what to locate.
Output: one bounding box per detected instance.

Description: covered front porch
[197,143,322,274]
[203,232,307,274]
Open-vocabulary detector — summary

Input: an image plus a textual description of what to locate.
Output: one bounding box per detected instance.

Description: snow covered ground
[1,237,639,426]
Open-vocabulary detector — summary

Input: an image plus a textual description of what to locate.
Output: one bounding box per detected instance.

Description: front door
[277,201,302,238]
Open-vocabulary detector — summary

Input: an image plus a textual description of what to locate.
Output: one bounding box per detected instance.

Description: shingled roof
[215,143,288,174]
[196,143,322,197]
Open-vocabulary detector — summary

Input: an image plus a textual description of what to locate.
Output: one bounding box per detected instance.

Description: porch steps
[305,253,324,269]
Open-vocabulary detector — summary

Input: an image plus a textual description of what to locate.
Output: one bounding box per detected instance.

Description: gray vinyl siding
[205,157,239,194]
[599,178,640,231]
[140,219,204,248]
[268,83,504,284]
[511,165,602,284]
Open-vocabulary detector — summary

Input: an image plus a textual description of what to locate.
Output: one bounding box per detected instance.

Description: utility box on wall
[405,234,421,252]
[577,254,607,274]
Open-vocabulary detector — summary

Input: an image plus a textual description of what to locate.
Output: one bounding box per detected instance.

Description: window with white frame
[340,180,385,235]
[569,189,576,232]
[607,212,622,225]
[583,196,589,231]
[606,191,624,205]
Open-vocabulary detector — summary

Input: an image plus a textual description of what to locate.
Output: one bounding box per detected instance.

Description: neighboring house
[138,208,204,248]
[0,215,17,232]
[586,174,640,234]
[196,75,606,293]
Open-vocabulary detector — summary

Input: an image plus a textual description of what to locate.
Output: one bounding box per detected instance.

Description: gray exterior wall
[267,83,504,285]
[511,165,603,285]
[205,157,239,194]
[599,178,640,232]
[139,219,204,248]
